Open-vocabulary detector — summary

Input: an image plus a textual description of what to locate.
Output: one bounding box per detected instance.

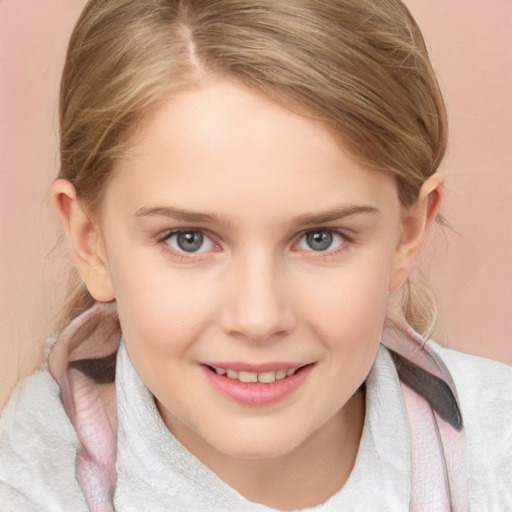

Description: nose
[219,251,296,343]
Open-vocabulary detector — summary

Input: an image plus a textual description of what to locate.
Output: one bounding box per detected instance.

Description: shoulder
[430,343,512,427]
[0,367,88,511]
[429,342,512,508]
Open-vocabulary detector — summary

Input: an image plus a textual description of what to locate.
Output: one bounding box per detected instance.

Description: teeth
[239,371,258,383]
[276,369,287,380]
[213,366,301,383]
[258,371,276,384]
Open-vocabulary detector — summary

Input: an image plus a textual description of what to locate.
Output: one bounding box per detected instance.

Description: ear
[389,173,443,290]
[52,179,115,302]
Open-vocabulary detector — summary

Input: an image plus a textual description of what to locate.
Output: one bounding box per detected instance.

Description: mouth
[201,362,315,406]
[204,364,311,384]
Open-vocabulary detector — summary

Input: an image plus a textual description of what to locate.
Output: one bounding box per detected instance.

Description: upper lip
[200,361,312,373]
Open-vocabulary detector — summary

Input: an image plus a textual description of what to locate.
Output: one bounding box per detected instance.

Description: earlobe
[52,179,115,302]
[389,173,443,290]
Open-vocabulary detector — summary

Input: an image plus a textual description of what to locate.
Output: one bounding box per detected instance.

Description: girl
[1,1,510,511]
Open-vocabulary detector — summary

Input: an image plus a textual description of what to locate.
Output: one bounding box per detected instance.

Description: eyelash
[157,228,353,262]
[157,229,220,262]
[294,229,352,260]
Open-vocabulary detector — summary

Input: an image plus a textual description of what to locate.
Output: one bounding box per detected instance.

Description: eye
[296,229,347,252]
[164,230,216,253]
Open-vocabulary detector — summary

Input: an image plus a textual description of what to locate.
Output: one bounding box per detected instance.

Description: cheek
[105,244,220,360]
[298,254,392,352]
[110,265,221,408]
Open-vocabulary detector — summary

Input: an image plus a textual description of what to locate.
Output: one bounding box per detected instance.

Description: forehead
[107,79,399,220]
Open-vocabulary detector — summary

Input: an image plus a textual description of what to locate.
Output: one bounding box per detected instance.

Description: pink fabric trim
[382,320,470,512]
[48,303,120,512]
[401,383,450,511]
[436,414,470,512]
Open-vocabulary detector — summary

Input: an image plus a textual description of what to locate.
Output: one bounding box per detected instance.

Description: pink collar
[48,304,469,512]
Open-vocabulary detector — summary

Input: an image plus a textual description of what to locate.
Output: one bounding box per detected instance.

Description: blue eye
[297,230,346,252]
[164,230,215,253]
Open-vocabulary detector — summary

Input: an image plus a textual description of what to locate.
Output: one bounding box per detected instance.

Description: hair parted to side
[57,0,448,336]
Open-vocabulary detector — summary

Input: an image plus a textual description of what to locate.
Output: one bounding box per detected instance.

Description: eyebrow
[134,205,231,227]
[291,205,379,226]
[135,204,379,227]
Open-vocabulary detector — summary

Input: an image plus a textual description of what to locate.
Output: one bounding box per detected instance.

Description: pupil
[177,231,203,252]
[306,231,332,251]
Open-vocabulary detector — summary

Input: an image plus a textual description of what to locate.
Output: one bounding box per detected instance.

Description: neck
[163,389,365,510]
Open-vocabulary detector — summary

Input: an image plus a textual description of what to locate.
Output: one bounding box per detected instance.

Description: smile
[211,366,299,383]
[201,363,315,406]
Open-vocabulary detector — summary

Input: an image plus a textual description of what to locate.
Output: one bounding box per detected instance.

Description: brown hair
[57,0,447,336]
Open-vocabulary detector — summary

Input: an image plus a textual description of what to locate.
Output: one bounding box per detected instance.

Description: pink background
[1,0,511,409]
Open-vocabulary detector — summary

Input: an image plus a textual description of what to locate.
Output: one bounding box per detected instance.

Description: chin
[204,423,310,461]
[219,441,298,461]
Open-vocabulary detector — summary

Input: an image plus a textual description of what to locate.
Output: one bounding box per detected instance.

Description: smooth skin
[53,79,442,509]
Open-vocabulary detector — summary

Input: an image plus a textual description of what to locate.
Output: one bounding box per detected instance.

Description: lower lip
[201,364,314,406]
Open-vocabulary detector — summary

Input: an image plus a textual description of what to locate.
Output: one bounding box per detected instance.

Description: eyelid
[159,227,216,243]
[293,228,352,255]
[158,228,221,259]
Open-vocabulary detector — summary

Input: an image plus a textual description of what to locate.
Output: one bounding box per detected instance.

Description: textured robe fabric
[1,328,511,511]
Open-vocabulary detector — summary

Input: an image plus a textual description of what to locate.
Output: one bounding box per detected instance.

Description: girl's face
[89,80,417,460]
